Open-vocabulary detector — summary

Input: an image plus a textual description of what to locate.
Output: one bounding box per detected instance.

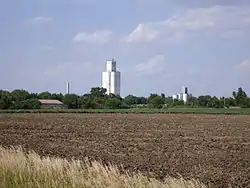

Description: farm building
[39,99,67,109]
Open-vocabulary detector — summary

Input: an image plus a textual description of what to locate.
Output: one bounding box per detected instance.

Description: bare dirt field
[0,113,249,188]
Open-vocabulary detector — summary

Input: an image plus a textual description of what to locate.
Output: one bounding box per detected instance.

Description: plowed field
[0,113,249,188]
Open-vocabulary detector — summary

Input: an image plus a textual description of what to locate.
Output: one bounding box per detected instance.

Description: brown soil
[0,113,249,188]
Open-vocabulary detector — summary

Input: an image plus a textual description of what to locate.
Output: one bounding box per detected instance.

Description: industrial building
[102,59,121,96]
[172,86,189,103]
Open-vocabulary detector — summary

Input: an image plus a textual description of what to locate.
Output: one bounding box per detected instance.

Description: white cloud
[237,60,250,69]
[123,24,159,43]
[124,5,250,43]
[73,30,113,45]
[25,16,53,25]
[135,55,165,75]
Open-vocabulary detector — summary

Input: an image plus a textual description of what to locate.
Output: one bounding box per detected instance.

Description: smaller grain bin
[172,94,178,100]
[182,93,188,103]
[177,93,182,100]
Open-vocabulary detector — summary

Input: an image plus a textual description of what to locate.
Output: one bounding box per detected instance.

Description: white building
[172,94,178,100]
[177,93,182,100]
[182,93,188,103]
[172,86,189,103]
[182,86,188,94]
[102,59,121,96]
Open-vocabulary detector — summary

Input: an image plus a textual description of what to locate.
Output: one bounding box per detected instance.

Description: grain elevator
[102,59,121,96]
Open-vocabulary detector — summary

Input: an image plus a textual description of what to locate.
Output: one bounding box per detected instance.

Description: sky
[1,0,250,97]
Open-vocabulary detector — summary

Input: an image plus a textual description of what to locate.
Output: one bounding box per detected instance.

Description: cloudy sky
[1,0,250,97]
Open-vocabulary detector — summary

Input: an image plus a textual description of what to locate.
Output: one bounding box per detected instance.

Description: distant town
[0,59,249,110]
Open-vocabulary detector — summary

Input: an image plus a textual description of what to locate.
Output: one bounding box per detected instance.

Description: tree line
[0,87,249,109]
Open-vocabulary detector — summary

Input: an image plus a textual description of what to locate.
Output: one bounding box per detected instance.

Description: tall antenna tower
[66,82,70,94]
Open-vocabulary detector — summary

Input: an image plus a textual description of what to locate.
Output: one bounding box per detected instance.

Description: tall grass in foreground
[0,146,206,188]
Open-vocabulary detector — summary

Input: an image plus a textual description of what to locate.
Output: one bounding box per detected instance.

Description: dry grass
[1,114,250,187]
[0,146,206,188]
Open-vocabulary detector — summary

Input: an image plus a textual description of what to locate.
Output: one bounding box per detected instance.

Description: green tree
[123,95,138,106]
[29,93,38,99]
[104,97,122,109]
[174,100,185,106]
[0,90,12,109]
[210,96,220,108]
[232,91,237,101]
[86,87,109,109]
[227,97,236,107]
[38,92,52,99]
[165,97,174,107]
[78,94,101,109]
[91,97,106,109]
[198,95,212,107]
[51,93,64,101]
[90,87,107,97]
[186,96,198,107]
[148,94,165,108]
[136,97,148,104]
[79,95,89,109]
[232,87,249,107]
[21,99,41,109]
[11,89,30,102]
[63,94,79,109]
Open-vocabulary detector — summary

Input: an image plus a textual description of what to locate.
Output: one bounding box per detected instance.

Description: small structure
[39,99,67,109]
